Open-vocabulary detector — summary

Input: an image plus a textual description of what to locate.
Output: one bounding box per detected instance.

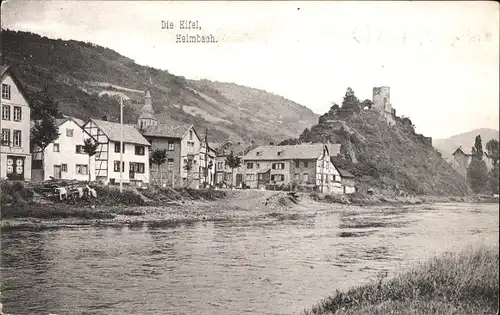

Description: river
[1,203,498,315]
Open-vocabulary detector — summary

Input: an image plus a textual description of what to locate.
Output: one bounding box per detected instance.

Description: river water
[1,203,499,315]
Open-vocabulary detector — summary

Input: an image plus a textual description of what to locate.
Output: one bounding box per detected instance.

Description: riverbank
[303,244,499,315]
[0,189,337,231]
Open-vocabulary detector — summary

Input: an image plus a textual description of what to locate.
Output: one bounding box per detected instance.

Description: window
[272,163,285,170]
[2,105,10,120]
[271,174,284,182]
[245,173,255,181]
[167,141,175,151]
[76,164,88,175]
[13,130,21,147]
[53,143,60,152]
[62,164,68,172]
[247,162,253,169]
[66,129,74,137]
[167,158,174,170]
[75,145,85,154]
[277,151,284,156]
[13,106,22,121]
[217,162,223,169]
[189,130,193,140]
[187,141,194,153]
[1,84,11,100]
[294,173,299,181]
[1,129,10,146]
[295,160,300,168]
[304,161,309,168]
[256,151,262,156]
[256,163,260,169]
[114,161,125,172]
[130,162,145,174]
[135,145,145,155]
[303,173,309,182]
[114,142,125,153]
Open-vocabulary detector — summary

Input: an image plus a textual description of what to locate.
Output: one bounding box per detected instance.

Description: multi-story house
[213,140,256,187]
[136,91,201,188]
[450,146,495,177]
[243,143,347,194]
[0,66,32,181]
[31,116,97,182]
[199,138,216,187]
[83,117,150,186]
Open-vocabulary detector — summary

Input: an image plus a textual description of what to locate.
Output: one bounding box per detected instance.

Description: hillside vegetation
[283,89,469,196]
[1,29,318,142]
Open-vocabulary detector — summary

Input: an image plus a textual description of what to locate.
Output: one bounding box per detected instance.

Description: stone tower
[137,91,158,128]
[372,86,396,126]
[372,86,392,114]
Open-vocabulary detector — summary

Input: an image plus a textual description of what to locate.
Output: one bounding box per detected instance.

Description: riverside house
[0,65,32,181]
[83,118,150,186]
[199,137,216,186]
[213,140,256,187]
[242,143,346,194]
[136,91,201,188]
[31,116,97,182]
[450,146,495,177]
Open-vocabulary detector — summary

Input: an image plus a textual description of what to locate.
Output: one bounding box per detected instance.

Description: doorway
[53,165,62,179]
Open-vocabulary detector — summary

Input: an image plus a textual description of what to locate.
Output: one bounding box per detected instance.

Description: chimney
[102,116,108,121]
[269,141,274,145]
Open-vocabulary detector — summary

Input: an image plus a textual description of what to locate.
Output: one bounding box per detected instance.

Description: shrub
[1,180,34,207]
[93,185,145,206]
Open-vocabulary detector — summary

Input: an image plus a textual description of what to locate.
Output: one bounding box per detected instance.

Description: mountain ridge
[1,29,319,143]
[433,128,499,158]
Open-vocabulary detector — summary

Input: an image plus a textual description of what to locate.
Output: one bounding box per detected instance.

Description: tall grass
[304,245,499,315]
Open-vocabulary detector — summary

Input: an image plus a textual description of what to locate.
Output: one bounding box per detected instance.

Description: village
[2,64,493,201]
[0,64,361,199]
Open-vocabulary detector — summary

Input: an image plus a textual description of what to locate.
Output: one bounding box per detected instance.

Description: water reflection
[1,203,499,315]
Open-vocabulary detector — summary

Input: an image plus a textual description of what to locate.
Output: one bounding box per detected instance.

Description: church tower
[138,91,158,128]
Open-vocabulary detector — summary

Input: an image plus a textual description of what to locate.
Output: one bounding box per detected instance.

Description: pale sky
[2,1,499,139]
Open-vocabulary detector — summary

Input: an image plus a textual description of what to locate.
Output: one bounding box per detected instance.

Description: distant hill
[1,29,319,143]
[284,104,469,196]
[433,129,499,158]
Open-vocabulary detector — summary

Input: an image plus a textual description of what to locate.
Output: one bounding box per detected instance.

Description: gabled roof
[88,118,150,146]
[452,147,471,156]
[139,123,194,139]
[337,168,355,178]
[244,143,340,161]
[0,65,32,106]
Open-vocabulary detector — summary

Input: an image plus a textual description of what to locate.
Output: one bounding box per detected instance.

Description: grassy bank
[303,245,499,315]
[1,181,227,220]
[310,191,480,206]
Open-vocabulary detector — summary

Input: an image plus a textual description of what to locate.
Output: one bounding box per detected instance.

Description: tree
[225,151,241,188]
[341,87,361,112]
[82,138,99,182]
[183,158,194,187]
[467,135,488,193]
[486,139,499,168]
[488,165,499,194]
[361,99,373,109]
[28,86,62,120]
[150,149,167,186]
[31,116,60,178]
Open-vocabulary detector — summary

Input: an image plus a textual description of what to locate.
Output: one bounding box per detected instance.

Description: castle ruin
[372,86,396,126]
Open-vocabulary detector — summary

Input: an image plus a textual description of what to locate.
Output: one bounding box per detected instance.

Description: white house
[83,118,151,186]
[0,65,32,181]
[31,116,96,182]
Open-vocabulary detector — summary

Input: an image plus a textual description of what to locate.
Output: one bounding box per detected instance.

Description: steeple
[138,90,157,128]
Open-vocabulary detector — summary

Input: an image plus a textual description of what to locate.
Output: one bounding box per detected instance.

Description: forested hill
[281,90,470,196]
[1,29,319,143]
